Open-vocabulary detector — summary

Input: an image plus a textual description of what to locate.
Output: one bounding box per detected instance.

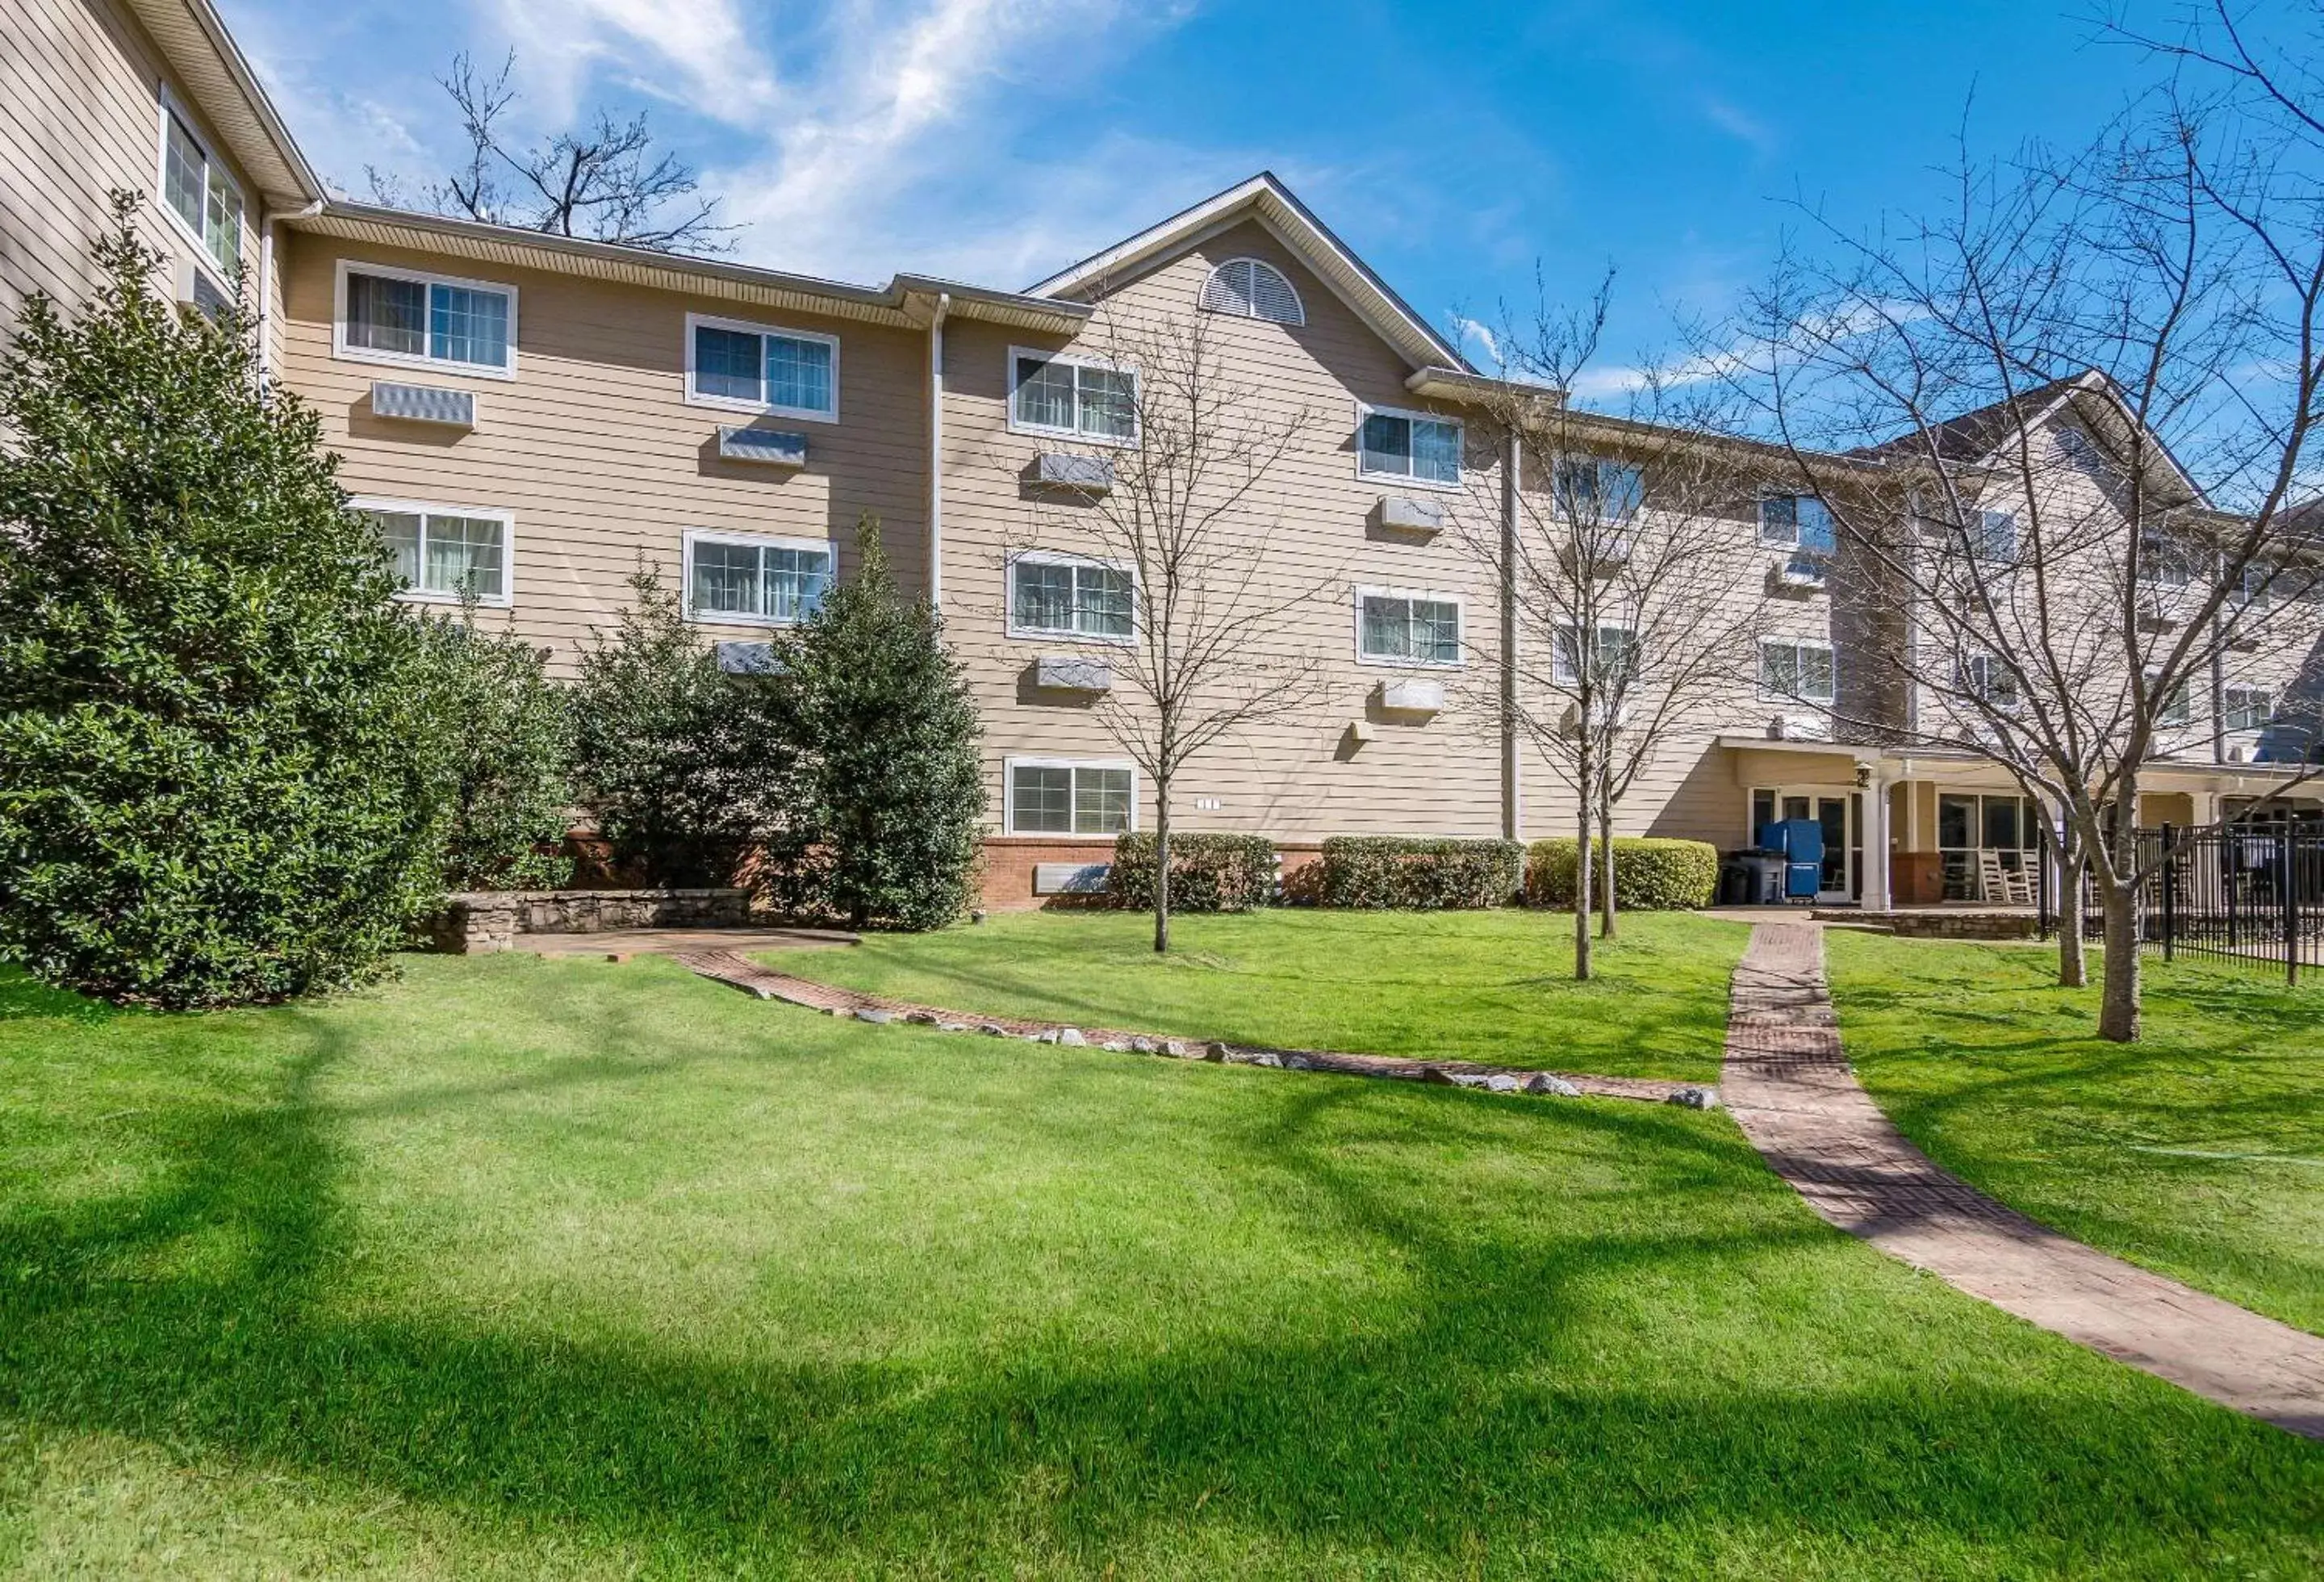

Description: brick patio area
[1724,920,2324,1440]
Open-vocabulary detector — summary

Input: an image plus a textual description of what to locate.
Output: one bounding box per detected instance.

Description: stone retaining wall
[428,888,750,953]
[1822,909,2039,940]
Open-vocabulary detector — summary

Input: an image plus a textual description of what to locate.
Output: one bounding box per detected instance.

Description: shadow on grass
[5,1003,2319,1572]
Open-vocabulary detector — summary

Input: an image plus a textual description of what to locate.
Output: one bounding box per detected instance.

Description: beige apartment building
[10,0,2322,908]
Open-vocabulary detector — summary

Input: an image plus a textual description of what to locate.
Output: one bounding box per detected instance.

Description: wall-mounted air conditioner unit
[1378,678,1444,714]
[1035,453,1114,492]
[1375,495,1445,534]
[717,426,808,467]
[1035,655,1113,692]
[371,381,476,428]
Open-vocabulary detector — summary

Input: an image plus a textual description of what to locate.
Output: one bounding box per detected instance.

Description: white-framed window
[335,259,516,377]
[157,93,242,278]
[1964,508,2018,563]
[685,313,839,421]
[1005,757,1136,835]
[2137,530,2195,587]
[355,498,512,606]
[1554,458,1644,524]
[683,529,834,626]
[1960,652,2021,712]
[1552,623,1641,687]
[1355,586,1463,667]
[1009,347,1137,444]
[2157,676,2194,727]
[1357,404,1461,488]
[1760,493,1837,555]
[1199,257,1305,325]
[2230,558,2275,609]
[1759,638,1836,703]
[2226,686,2274,730]
[1007,551,1134,642]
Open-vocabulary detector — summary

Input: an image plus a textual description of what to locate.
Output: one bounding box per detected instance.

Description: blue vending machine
[1754,818,1826,902]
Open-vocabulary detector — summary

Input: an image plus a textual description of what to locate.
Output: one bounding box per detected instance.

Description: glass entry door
[1751,788,1860,902]
[1938,793,2038,901]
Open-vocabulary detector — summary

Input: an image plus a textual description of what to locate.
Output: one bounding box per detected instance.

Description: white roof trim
[1026,172,1468,374]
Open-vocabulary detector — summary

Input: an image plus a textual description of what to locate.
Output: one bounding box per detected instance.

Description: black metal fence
[2040,821,2324,984]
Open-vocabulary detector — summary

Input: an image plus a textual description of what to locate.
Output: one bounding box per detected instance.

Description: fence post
[2225,822,2238,948]
[2288,824,2302,989]
[2159,822,2176,962]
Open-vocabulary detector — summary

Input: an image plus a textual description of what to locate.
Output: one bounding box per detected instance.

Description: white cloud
[1699,94,1776,157]
[488,0,775,123]
[1451,314,1502,367]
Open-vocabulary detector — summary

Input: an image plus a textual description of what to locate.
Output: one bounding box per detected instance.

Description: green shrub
[1109,832,1277,912]
[0,199,455,1007]
[569,567,763,888]
[1318,836,1525,910]
[417,611,575,891]
[1526,837,1719,910]
[753,515,983,931]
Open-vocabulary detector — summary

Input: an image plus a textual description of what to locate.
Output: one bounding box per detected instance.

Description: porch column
[1864,767,1894,912]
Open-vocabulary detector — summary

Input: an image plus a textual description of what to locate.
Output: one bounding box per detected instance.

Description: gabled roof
[123,0,324,209]
[1026,172,1470,375]
[1854,368,2208,506]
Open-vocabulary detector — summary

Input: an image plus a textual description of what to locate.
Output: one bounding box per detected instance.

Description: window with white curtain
[688,315,838,419]
[1358,407,1461,486]
[2226,687,2274,730]
[684,532,834,625]
[1007,760,1135,835]
[1759,639,1836,703]
[341,262,515,374]
[1009,554,1134,641]
[359,502,511,605]
[1009,350,1137,442]
[1357,589,1461,664]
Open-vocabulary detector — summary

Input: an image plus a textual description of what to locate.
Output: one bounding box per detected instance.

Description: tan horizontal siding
[0,0,260,337]
[278,235,932,674]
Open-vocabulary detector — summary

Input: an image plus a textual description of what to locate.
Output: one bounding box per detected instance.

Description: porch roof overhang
[1715,735,2324,797]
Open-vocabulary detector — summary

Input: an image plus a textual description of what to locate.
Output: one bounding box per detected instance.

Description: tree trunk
[1574,799,1594,981]
[2096,875,2141,1040]
[2057,846,2087,989]
[1152,780,1172,954]
[1598,795,1619,940]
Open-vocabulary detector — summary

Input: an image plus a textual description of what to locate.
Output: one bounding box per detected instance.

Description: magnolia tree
[1457,285,1772,977]
[1001,307,1328,952]
[1709,6,2324,1039]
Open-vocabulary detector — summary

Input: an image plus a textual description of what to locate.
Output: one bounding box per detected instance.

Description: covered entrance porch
[1713,739,2324,913]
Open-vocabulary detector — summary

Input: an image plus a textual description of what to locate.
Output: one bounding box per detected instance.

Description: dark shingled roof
[1847,375,2090,464]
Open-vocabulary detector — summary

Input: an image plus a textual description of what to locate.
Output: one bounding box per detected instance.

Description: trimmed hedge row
[1110,831,1278,912]
[1319,835,1526,910]
[1525,837,1719,910]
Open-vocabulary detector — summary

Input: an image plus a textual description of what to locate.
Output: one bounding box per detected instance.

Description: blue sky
[218,0,2171,394]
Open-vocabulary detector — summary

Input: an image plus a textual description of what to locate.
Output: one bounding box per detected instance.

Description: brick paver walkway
[1724,920,2324,1440]
[674,948,1711,1107]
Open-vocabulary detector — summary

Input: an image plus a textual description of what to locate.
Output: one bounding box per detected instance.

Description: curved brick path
[1724,920,2324,1440]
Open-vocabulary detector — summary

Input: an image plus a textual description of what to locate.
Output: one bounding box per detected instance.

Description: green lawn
[1827,931,2324,1336]
[771,908,1748,1082]
[2,954,2318,1577]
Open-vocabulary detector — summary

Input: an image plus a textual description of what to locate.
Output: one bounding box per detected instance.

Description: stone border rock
[673,948,1717,1109]
[429,889,750,953]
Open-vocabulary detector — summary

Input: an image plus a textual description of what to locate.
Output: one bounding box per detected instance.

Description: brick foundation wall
[978,838,1331,910]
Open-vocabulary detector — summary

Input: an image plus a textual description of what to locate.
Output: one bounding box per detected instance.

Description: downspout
[926,291,951,609]
[256,199,324,392]
[1500,425,1521,841]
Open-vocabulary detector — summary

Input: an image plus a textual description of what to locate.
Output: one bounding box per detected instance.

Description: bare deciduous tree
[1712,16,2324,1038]
[1461,278,1772,977]
[370,52,737,255]
[1005,308,1328,952]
